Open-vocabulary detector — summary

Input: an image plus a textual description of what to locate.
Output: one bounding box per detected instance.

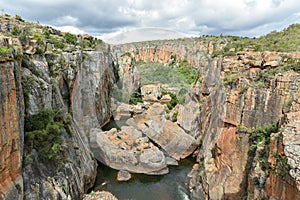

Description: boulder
[83,191,118,200]
[90,128,168,175]
[117,170,132,181]
[141,84,162,102]
[126,103,198,160]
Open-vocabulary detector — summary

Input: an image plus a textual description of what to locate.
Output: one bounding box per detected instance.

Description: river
[93,158,194,200]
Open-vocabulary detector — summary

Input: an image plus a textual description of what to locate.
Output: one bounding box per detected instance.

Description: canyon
[0,14,300,200]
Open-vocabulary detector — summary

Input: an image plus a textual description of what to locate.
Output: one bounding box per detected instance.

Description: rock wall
[0,37,24,200]
[20,47,115,199]
[1,14,300,200]
[116,40,300,199]
[0,15,116,200]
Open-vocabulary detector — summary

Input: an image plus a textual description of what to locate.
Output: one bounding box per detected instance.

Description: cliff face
[116,40,300,199]
[0,36,24,200]
[1,14,300,200]
[0,15,116,200]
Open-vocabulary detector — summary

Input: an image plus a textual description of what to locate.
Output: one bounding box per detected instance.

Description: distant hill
[100,28,189,44]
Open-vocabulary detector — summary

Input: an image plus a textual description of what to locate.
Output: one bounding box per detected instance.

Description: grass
[195,23,300,56]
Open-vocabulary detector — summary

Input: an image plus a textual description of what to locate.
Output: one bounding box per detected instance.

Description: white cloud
[53,15,79,26]
[1,0,300,37]
[54,26,85,34]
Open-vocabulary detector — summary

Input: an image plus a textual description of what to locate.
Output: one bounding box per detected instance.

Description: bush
[273,153,291,177]
[171,111,178,122]
[162,90,178,110]
[129,91,143,105]
[11,26,21,36]
[24,109,70,161]
[32,32,43,44]
[0,46,13,54]
[64,32,77,45]
[42,28,50,39]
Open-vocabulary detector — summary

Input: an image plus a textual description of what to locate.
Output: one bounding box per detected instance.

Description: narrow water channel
[94,117,195,200]
[93,157,194,200]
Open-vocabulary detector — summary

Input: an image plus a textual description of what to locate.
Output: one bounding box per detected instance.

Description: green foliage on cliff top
[0,14,103,53]
[197,23,300,54]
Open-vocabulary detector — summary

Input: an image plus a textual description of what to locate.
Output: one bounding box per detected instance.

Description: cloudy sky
[1,0,300,39]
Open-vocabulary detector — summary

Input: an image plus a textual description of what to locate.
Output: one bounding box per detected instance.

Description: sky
[1,0,300,39]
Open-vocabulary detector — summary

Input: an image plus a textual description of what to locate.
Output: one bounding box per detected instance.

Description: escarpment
[0,15,116,199]
[115,35,300,199]
[1,14,300,200]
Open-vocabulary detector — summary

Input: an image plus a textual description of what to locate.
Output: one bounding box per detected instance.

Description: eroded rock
[90,128,168,175]
[117,170,132,181]
[127,103,198,160]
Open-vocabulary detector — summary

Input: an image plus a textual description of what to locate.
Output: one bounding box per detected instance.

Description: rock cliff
[1,14,300,200]
[0,36,24,200]
[115,38,300,199]
[0,15,116,199]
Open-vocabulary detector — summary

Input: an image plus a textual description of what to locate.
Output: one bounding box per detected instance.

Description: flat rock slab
[126,103,198,160]
[90,128,168,175]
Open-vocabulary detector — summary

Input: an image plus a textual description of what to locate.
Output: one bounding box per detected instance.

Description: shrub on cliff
[24,109,71,161]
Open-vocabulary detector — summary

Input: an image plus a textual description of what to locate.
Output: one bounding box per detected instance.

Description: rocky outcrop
[140,84,162,102]
[91,102,198,176]
[265,111,300,199]
[117,170,132,181]
[0,37,24,200]
[113,51,140,95]
[177,93,201,137]
[0,15,117,200]
[90,127,168,175]
[83,191,118,200]
[127,103,198,160]
[188,54,300,199]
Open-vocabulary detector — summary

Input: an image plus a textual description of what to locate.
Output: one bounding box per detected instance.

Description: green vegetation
[15,15,24,21]
[137,61,197,87]
[136,60,197,104]
[11,26,21,36]
[0,46,13,54]
[272,153,291,177]
[42,28,50,39]
[198,23,300,57]
[64,32,77,45]
[248,123,279,177]
[222,73,240,86]
[162,90,179,110]
[23,89,30,109]
[129,91,143,105]
[171,110,178,122]
[24,109,72,161]
[32,32,43,44]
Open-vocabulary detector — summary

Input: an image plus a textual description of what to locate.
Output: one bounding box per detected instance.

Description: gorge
[0,14,300,200]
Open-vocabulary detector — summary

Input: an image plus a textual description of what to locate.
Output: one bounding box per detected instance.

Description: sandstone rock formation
[0,15,116,199]
[141,84,162,101]
[115,39,300,199]
[1,14,300,200]
[126,103,198,160]
[0,36,24,200]
[90,127,168,175]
